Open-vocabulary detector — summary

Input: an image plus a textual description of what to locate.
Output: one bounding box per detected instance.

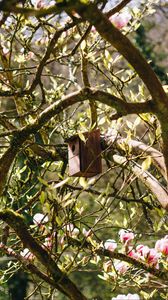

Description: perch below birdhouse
[67,129,102,177]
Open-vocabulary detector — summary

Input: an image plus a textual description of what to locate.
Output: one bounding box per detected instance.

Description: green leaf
[80,0,90,3]
[62,197,75,208]
[78,132,86,142]
[79,177,88,189]
[142,156,152,171]
[56,216,63,226]
[39,191,47,205]
[38,177,49,187]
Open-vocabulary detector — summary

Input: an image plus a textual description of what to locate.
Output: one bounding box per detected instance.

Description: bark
[113,154,168,210]
[68,237,168,281]
[0,209,87,300]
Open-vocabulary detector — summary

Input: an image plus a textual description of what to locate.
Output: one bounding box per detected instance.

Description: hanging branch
[80,38,97,128]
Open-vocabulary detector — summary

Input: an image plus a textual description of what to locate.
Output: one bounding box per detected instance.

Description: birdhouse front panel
[67,129,102,177]
[68,138,81,176]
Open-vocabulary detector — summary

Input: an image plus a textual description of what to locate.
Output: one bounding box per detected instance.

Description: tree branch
[0,89,156,195]
[0,243,70,297]
[73,1,168,179]
[89,90,154,116]
[106,0,133,18]
[113,155,168,210]
[0,2,73,17]
[68,237,168,281]
[105,135,166,180]
[0,209,87,300]
[74,3,168,109]
[96,248,168,281]
[28,20,78,94]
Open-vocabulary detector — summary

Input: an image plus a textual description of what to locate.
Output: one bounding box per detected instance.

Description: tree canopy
[0,0,168,299]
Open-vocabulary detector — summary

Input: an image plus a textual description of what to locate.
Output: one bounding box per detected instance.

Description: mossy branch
[0,209,87,300]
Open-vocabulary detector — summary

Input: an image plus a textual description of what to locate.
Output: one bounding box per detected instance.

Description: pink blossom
[109,12,131,29]
[119,229,134,245]
[127,294,140,300]
[112,295,127,300]
[127,248,140,260]
[136,245,159,267]
[35,0,45,9]
[43,236,53,250]
[91,25,98,33]
[2,46,9,55]
[155,236,168,256]
[20,248,34,260]
[82,228,92,238]
[104,239,117,252]
[6,247,15,255]
[146,248,160,267]
[0,244,15,256]
[136,244,150,257]
[26,51,34,60]
[64,223,79,237]
[114,261,129,274]
[65,223,74,232]
[112,294,140,300]
[33,213,48,225]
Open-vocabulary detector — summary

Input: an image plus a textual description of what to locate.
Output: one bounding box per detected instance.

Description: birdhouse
[67,129,102,177]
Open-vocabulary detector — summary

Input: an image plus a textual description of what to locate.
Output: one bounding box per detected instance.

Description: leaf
[142,156,152,171]
[163,85,168,93]
[39,191,47,205]
[138,84,145,96]
[56,216,63,226]
[112,54,122,65]
[15,54,25,63]
[62,198,75,208]
[80,40,86,51]
[155,125,161,139]
[98,116,105,125]
[126,120,133,130]
[104,49,112,62]
[20,165,27,174]
[78,132,86,143]
[38,177,49,187]
[123,217,128,227]
[133,116,141,128]
[53,178,69,189]
[80,0,89,3]
[113,155,127,165]
[79,177,88,189]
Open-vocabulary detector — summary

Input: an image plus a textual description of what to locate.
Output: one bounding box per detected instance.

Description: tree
[0,0,168,299]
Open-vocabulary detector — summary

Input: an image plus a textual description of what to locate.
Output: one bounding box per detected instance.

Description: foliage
[0,0,168,299]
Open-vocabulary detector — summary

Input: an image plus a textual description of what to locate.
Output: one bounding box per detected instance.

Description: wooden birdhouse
[67,129,102,177]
